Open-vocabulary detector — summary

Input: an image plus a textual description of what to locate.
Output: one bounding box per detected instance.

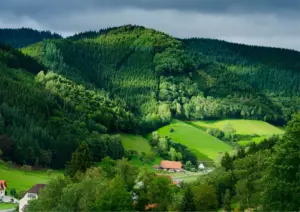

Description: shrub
[18,190,26,199]
[7,161,13,169]
[46,169,53,176]
[20,165,32,172]
[10,188,17,197]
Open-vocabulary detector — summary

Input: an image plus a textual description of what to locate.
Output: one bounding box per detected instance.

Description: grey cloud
[0,0,300,50]
[1,0,300,16]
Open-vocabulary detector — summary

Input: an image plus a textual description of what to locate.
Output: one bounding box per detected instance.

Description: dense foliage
[262,113,300,210]
[0,28,61,48]
[150,132,198,166]
[22,25,300,128]
[184,38,300,123]
[0,45,133,168]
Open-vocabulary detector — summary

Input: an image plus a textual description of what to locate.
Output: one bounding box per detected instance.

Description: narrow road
[0,209,15,212]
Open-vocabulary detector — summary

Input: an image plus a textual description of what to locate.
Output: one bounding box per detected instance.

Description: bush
[10,188,17,197]
[18,190,26,199]
[46,169,53,176]
[20,165,32,172]
[7,161,13,169]
[170,128,174,133]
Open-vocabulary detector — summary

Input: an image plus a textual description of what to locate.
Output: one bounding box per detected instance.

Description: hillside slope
[156,120,232,160]
[0,44,135,168]
[193,119,284,135]
[22,25,299,130]
[0,25,299,169]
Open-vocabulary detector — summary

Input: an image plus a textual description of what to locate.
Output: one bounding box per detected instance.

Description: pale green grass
[129,156,162,170]
[176,175,201,183]
[0,203,16,210]
[159,171,206,183]
[121,134,152,153]
[156,120,232,161]
[0,164,61,192]
[238,136,269,146]
[192,119,284,135]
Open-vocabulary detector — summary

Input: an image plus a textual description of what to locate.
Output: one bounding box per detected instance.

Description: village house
[198,163,205,170]
[19,184,46,212]
[0,180,7,198]
[153,160,184,172]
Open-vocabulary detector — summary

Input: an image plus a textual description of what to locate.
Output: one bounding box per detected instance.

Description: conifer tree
[262,113,300,211]
[66,143,92,177]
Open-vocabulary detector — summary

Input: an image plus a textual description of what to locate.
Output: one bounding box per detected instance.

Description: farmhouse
[19,184,46,212]
[198,163,205,170]
[0,180,7,198]
[154,160,183,172]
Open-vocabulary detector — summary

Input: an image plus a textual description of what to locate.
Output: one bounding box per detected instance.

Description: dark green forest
[0,25,299,169]
[0,28,61,48]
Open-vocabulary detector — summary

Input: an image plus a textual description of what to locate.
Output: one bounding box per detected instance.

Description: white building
[19,184,46,212]
[0,180,7,198]
[198,163,205,170]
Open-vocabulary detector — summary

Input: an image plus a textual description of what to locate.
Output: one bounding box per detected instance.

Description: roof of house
[145,203,158,210]
[198,163,205,169]
[0,180,7,190]
[27,184,46,195]
[160,160,183,169]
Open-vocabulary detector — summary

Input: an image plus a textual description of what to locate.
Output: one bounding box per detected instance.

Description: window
[27,193,37,199]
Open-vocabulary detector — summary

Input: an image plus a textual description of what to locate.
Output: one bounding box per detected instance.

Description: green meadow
[0,203,17,210]
[120,134,162,169]
[120,134,152,153]
[156,120,232,161]
[0,164,61,193]
[192,119,284,135]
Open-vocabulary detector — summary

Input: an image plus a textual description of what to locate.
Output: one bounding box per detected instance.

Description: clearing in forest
[120,134,152,153]
[192,119,284,135]
[156,120,232,161]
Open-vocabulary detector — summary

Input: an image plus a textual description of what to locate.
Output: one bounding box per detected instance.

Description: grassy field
[120,134,152,153]
[119,134,162,169]
[156,120,232,161]
[192,119,284,135]
[238,136,269,146]
[129,155,162,170]
[0,203,17,210]
[159,170,213,183]
[0,164,61,193]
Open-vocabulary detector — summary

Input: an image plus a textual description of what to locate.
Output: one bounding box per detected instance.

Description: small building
[0,180,7,198]
[145,203,158,210]
[156,160,184,172]
[198,163,205,170]
[19,184,46,212]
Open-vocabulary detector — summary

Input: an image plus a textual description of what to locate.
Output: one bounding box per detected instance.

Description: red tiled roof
[145,203,158,210]
[0,180,7,190]
[160,160,183,169]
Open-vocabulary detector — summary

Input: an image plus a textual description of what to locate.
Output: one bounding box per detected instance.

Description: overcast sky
[1,0,300,50]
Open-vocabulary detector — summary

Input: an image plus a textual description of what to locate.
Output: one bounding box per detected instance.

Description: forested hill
[184,38,300,94]
[22,25,300,126]
[0,25,299,168]
[0,28,61,48]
